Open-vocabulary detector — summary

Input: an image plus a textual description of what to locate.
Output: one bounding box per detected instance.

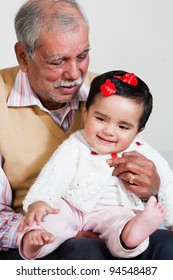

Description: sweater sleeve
[154,154,173,228]
[23,136,79,211]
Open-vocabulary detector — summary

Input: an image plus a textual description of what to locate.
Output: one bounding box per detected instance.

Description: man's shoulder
[84,71,99,86]
[0,65,20,79]
[0,66,20,97]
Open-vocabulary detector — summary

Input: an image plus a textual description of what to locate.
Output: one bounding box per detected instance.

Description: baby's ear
[138,127,144,134]
[83,107,88,123]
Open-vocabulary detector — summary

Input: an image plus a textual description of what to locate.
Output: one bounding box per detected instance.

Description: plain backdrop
[0,0,173,167]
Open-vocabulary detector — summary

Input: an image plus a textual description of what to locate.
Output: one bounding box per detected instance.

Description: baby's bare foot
[121,196,166,248]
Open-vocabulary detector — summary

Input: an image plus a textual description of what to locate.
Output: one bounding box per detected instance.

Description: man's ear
[14,42,28,72]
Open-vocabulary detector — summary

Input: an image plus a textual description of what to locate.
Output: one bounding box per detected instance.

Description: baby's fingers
[18,220,27,232]
[18,215,34,232]
[46,207,60,215]
[35,211,45,226]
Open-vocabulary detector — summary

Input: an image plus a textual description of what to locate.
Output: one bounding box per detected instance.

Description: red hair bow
[100,79,116,97]
[113,73,138,86]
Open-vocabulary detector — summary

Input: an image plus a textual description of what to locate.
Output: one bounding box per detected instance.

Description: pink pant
[19,199,148,259]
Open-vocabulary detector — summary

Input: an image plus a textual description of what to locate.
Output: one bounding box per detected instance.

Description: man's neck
[38,96,65,111]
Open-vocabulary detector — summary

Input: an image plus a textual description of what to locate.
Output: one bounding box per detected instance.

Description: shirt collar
[7,70,89,109]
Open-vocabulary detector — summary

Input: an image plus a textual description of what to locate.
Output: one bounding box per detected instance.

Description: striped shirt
[0,70,89,249]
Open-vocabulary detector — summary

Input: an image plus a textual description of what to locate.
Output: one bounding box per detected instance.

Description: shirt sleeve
[0,156,23,250]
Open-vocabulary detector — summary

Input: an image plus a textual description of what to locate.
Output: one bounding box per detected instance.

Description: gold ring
[129,175,135,184]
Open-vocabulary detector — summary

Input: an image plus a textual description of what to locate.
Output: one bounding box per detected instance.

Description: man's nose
[64,61,81,80]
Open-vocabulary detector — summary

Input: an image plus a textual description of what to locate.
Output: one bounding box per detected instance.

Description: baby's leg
[121,196,166,249]
[83,197,165,258]
[19,199,79,259]
[21,229,55,259]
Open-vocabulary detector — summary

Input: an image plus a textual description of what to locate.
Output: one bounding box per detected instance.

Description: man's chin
[54,93,78,104]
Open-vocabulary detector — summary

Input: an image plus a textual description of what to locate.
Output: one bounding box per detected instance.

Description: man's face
[17,22,90,110]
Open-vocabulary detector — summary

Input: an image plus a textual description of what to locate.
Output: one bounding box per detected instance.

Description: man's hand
[18,201,59,232]
[107,150,160,201]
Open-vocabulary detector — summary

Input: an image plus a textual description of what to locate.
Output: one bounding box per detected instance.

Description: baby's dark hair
[86,70,153,131]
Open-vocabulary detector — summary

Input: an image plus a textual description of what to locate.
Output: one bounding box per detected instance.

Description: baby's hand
[18,201,59,232]
[169,226,173,231]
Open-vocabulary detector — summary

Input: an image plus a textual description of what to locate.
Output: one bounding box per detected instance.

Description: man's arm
[0,156,23,250]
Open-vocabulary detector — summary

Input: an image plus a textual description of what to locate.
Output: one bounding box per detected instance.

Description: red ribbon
[100,79,116,97]
[113,73,138,86]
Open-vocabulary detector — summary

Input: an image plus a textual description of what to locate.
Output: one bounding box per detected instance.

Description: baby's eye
[119,125,129,130]
[96,117,105,122]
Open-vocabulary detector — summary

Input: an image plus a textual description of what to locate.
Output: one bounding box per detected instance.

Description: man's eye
[77,51,89,61]
[48,59,64,66]
[77,55,87,61]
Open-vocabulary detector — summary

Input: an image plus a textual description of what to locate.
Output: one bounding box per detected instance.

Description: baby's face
[83,94,143,154]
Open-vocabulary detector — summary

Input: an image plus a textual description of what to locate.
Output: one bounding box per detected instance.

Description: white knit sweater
[23,130,173,228]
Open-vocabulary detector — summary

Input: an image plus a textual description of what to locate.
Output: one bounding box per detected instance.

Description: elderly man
[0,0,172,260]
